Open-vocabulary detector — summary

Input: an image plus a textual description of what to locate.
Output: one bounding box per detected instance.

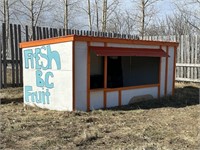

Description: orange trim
[172,46,177,95]
[87,42,91,111]
[104,90,107,109]
[19,35,74,48]
[90,84,159,92]
[165,46,169,96]
[72,41,75,111]
[103,43,107,109]
[105,84,159,92]
[90,88,104,92]
[74,35,179,47]
[20,34,179,49]
[118,90,122,106]
[158,46,162,98]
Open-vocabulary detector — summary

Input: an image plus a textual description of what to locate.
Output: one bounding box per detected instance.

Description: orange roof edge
[19,35,75,48]
[19,34,179,48]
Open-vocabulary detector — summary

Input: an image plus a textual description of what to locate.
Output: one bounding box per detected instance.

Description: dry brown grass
[0,82,200,150]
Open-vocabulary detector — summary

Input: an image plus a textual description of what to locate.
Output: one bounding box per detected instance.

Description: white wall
[167,47,175,95]
[121,87,158,105]
[106,91,118,108]
[74,42,88,111]
[23,42,73,111]
[90,91,104,110]
[160,46,166,97]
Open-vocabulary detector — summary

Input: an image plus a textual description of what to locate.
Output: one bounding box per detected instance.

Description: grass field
[0,82,200,150]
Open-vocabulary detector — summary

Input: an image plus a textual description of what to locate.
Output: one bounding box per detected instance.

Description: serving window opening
[90,47,164,90]
[90,51,104,89]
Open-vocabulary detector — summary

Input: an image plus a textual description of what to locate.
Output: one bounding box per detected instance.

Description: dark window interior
[107,56,123,88]
[120,56,159,87]
[90,51,104,89]
[90,53,160,89]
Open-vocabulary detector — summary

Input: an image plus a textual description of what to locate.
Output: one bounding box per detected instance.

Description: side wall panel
[23,42,73,111]
[75,42,87,111]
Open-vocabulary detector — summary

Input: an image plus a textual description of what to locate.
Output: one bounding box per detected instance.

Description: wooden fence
[143,35,200,83]
[0,23,200,89]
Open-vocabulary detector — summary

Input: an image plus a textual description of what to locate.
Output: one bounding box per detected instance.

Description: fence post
[10,24,15,87]
[14,24,19,86]
[0,34,2,89]
[18,25,23,86]
[2,23,7,88]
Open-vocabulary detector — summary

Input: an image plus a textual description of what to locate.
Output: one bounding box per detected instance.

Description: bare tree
[87,0,92,30]
[101,0,107,32]
[101,0,120,32]
[64,0,69,30]
[107,10,137,34]
[172,0,200,33]
[95,0,100,31]
[13,0,53,39]
[0,0,17,57]
[132,0,160,38]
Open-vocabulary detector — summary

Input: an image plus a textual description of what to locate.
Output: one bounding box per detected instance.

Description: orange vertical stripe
[158,46,162,98]
[87,42,91,111]
[118,90,122,106]
[104,43,107,109]
[172,46,177,95]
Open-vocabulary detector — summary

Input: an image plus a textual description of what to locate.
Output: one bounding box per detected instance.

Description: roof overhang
[90,46,169,57]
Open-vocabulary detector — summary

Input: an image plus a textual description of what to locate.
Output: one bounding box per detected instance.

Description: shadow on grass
[109,86,200,111]
[0,98,23,104]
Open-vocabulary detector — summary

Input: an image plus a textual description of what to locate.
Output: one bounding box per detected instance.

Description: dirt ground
[0,83,200,150]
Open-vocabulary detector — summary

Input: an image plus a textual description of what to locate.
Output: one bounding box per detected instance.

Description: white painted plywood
[23,42,73,111]
[74,42,88,111]
[121,87,158,105]
[90,91,104,110]
[160,46,166,97]
[106,91,118,108]
[167,47,174,95]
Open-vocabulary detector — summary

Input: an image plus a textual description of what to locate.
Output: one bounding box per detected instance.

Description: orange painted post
[103,43,107,108]
[87,42,91,111]
[158,45,162,98]
[118,90,122,106]
[172,46,177,95]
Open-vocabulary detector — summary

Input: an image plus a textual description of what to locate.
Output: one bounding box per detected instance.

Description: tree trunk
[87,0,92,31]
[95,0,99,31]
[64,0,68,30]
[141,0,145,39]
[30,0,34,40]
[4,0,9,57]
[102,0,107,32]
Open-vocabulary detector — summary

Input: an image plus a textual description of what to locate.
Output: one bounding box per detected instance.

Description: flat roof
[19,35,179,48]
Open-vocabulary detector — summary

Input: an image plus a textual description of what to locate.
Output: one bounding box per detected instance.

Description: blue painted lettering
[25,86,50,104]
[24,45,61,70]
[45,72,54,88]
[24,49,34,69]
[36,70,45,87]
